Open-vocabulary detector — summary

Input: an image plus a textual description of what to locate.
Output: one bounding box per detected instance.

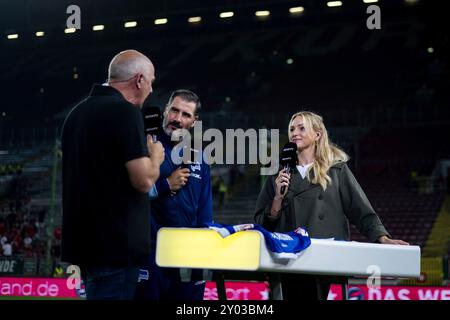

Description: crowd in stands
[0,162,60,259]
[0,199,51,258]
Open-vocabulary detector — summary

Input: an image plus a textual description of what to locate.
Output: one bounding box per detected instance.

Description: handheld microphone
[142,106,162,142]
[181,147,200,169]
[279,142,298,195]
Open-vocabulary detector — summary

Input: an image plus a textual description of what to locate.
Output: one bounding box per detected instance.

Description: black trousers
[280,273,331,301]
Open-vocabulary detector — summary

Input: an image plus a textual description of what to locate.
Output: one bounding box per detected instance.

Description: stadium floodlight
[363,0,378,3]
[289,6,305,14]
[92,25,105,31]
[327,1,343,7]
[188,16,202,23]
[35,31,45,37]
[219,11,234,19]
[124,21,137,28]
[7,34,19,40]
[64,28,76,34]
[154,18,168,25]
[255,10,270,17]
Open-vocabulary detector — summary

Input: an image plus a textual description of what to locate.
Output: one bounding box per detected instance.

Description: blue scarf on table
[205,223,311,259]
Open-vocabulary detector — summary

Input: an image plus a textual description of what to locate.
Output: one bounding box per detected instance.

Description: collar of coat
[287,169,319,196]
[285,161,347,197]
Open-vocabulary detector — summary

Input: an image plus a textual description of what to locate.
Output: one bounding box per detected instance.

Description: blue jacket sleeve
[148,185,158,200]
[197,164,213,225]
[155,178,172,198]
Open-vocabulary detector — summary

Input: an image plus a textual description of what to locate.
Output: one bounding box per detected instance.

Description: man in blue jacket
[135,89,213,300]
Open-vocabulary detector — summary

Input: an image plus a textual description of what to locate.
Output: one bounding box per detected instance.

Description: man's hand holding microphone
[167,167,190,192]
[147,135,165,166]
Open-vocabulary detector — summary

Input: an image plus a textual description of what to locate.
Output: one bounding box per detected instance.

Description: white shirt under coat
[296,163,313,179]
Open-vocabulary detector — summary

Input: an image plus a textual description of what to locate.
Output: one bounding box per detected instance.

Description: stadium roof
[0,0,426,34]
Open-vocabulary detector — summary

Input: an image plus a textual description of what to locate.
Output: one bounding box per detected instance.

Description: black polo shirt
[61,84,150,268]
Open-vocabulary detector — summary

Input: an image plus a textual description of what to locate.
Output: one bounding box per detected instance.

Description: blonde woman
[254,111,408,300]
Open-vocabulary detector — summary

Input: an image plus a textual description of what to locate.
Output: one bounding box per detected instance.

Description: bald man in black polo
[61,50,164,300]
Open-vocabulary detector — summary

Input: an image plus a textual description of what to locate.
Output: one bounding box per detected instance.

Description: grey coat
[254,162,390,242]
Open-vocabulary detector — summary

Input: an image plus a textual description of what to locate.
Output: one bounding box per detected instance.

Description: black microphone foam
[142,106,162,141]
[280,142,297,195]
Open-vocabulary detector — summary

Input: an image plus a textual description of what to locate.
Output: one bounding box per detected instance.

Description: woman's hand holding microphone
[270,168,291,219]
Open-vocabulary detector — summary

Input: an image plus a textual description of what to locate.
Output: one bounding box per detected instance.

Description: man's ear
[191,115,199,128]
[163,104,169,117]
[136,74,143,89]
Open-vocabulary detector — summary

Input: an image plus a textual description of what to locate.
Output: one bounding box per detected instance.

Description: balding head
[107,50,155,108]
[108,49,153,82]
